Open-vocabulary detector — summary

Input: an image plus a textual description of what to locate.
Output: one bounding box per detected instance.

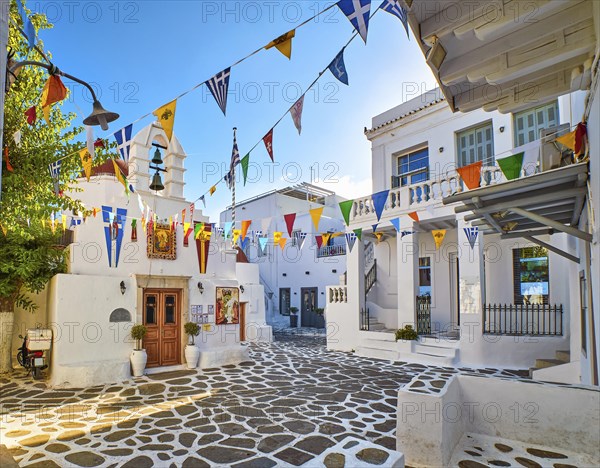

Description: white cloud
[313,175,372,199]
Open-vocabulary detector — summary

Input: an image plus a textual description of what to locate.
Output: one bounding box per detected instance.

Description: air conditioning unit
[540,123,571,171]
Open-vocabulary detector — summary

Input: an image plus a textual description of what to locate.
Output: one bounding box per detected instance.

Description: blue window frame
[393,148,429,188]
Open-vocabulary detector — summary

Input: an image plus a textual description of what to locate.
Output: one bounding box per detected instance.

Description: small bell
[151,148,163,165]
[149,172,164,191]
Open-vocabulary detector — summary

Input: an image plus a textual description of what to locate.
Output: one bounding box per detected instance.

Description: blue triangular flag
[206,67,231,116]
[113,124,133,162]
[240,237,250,251]
[464,227,479,250]
[115,208,127,267]
[16,0,36,49]
[328,49,349,86]
[401,230,414,239]
[372,223,378,233]
[371,190,389,221]
[345,232,357,252]
[223,221,233,238]
[337,0,371,43]
[258,237,268,253]
[390,217,401,232]
[380,0,409,38]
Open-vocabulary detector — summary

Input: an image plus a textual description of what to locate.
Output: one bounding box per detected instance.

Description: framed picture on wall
[215,287,240,325]
[147,223,177,260]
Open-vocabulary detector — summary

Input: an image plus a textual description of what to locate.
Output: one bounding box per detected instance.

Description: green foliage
[289,307,298,315]
[1,2,115,311]
[130,324,147,350]
[184,322,200,345]
[315,307,324,316]
[395,325,418,341]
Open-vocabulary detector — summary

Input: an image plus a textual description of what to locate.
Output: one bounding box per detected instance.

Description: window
[290,229,301,247]
[419,257,431,297]
[513,247,549,305]
[279,288,291,316]
[393,148,429,188]
[457,122,494,167]
[513,101,559,146]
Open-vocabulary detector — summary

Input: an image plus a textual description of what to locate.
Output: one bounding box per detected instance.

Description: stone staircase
[411,337,460,366]
[529,349,570,378]
[366,316,395,332]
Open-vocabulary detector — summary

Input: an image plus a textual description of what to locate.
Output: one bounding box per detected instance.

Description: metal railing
[483,303,563,336]
[365,260,377,298]
[360,307,370,331]
[317,244,346,258]
[416,295,431,335]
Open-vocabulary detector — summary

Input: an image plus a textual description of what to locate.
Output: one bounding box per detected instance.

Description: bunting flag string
[241,220,252,240]
[338,200,354,226]
[258,237,269,253]
[464,227,479,250]
[284,213,296,237]
[390,217,401,232]
[152,100,177,141]
[456,161,482,190]
[380,0,409,38]
[79,148,92,182]
[114,124,133,162]
[432,229,446,250]
[371,190,389,221]
[265,30,296,59]
[408,211,419,222]
[345,232,357,252]
[240,154,250,185]
[290,95,305,135]
[309,207,324,231]
[48,160,62,196]
[16,0,36,49]
[353,228,362,241]
[206,68,231,116]
[328,49,350,85]
[497,151,524,180]
[337,0,372,43]
[112,158,130,195]
[24,106,36,125]
[401,230,413,239]
[41,75,68,124]
[263,129,274,162]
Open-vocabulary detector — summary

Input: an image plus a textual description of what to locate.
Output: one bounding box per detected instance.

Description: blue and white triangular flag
[380,0,409,38]
[464,227,479,250]
[345,232,357,252]
[297,232,307,250]
[114,124,133,163]
[328,49,349,86]
[48,159,62,195]
[223,221,233,239]
[401,230,414,239]
[258,237,268,253]
[206,67,231,116]
[337,0,371,43]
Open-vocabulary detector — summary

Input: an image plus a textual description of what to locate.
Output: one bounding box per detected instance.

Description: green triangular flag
[497,152,524,180]
[241,153,250,186]
[353,228,362,241]
[338,200,354,226]
[194,222,203,238]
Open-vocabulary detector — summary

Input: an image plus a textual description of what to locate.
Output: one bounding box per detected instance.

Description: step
[406,353,456,366]
[414,343,458,359]
[418,336,461,349]
[535,358,565,369]
[360,330,396,342]
[355,346,399,362]
[363,339,402,351]
[368,322,386,331]
[556,349,570,362]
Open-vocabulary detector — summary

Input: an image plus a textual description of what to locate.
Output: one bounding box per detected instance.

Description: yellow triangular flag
[153,99,177,141]
[209,185,217,196]
[232,229,241,245]
[265,30,295,59]
[273,231,283,244]
[331,232,343,238]
[374,232,384,244]
[79,148,93,182]
[556,130,576,152]
[432,229,446,250]
[278,237,287,250]
[112,159,129,195]
[309,207,324,231]
[321,233,332,246]
[61,214,67,230]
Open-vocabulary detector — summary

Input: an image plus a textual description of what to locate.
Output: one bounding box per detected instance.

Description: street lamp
[7,61,119,130]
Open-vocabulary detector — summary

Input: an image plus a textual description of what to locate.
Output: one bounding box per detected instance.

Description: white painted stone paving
[0,329,552,468]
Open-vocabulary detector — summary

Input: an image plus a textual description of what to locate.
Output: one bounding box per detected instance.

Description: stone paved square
[1,330,529,467]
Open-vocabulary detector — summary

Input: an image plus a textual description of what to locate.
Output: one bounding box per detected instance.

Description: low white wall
[366,301,398,330]
[326,288,359,352]
[398,374,600,466]
[459,317,569,368]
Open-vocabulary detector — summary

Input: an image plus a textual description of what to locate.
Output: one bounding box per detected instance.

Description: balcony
[316,244,346,258]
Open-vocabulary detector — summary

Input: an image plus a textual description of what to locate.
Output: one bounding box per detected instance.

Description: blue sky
[36,0,437,219]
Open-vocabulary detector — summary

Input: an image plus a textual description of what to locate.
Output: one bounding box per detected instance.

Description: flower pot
[130,349,147,377]
[185,345,200,369]
[290,314,298,328]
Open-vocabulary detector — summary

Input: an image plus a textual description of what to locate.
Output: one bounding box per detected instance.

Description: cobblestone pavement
[1,330,528,467]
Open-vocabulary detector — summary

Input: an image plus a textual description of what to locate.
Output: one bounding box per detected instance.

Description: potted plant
[289,307,299,328]
[184,322,201,369]
[130,324,148,377]
[315,307,325,329]
[395,325,418,354]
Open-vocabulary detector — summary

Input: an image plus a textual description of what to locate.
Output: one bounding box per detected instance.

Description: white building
[12,122,271,388]
[220,183,347,329]
[326,0,599,389]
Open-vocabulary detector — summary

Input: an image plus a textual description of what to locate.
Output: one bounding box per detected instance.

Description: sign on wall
[147,223,177,260]
[215,287,240,325]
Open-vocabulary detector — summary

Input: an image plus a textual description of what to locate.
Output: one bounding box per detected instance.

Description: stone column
[397,227,419,328]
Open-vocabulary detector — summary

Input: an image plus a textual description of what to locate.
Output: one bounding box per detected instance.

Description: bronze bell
[83,100,120,131]
[151,148,163,165]
[149,172,164,191]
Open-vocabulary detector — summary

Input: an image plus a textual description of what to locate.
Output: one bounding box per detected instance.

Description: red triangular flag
[408,212,419,222]
[94,138,105,148]
[315,235,323,249]
[3,146,14,172]
[284,213,296,237]
[263,128,274,162]
[24,106,36,125]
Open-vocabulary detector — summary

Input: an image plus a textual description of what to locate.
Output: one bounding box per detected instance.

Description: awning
[443,163,590,263]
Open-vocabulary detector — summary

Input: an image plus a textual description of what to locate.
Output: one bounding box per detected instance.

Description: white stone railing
[327,286,348,304]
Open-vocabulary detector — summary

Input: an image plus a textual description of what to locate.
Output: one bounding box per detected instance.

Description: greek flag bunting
[225,128,241,189]
[464,227,479,250]
[337,0,372,43]
[380,0,409,38]
[345,232,357,252]
[113,124,133,162]
[206,67,231,116]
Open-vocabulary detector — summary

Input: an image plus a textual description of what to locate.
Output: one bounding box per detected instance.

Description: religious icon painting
[215,287,240,325]
[147,222,177,260]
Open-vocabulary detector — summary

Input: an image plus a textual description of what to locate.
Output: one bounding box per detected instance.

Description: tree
[0,2,112,373]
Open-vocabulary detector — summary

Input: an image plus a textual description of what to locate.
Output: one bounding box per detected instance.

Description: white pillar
[457,214,485,343]
[397,228,419,328]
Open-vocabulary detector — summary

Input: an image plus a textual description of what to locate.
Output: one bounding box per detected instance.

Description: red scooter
[17,329,52,379]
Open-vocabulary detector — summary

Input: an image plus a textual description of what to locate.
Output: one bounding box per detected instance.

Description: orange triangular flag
[278,237,288,250]
[456,161,482,190]
[408,212,419,222]
[265,30,295,59]
[41,75,68,123]
[241,220,252,240]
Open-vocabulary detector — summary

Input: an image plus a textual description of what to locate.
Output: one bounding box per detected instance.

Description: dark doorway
[300,287,323,328]
[279,288,291,316]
